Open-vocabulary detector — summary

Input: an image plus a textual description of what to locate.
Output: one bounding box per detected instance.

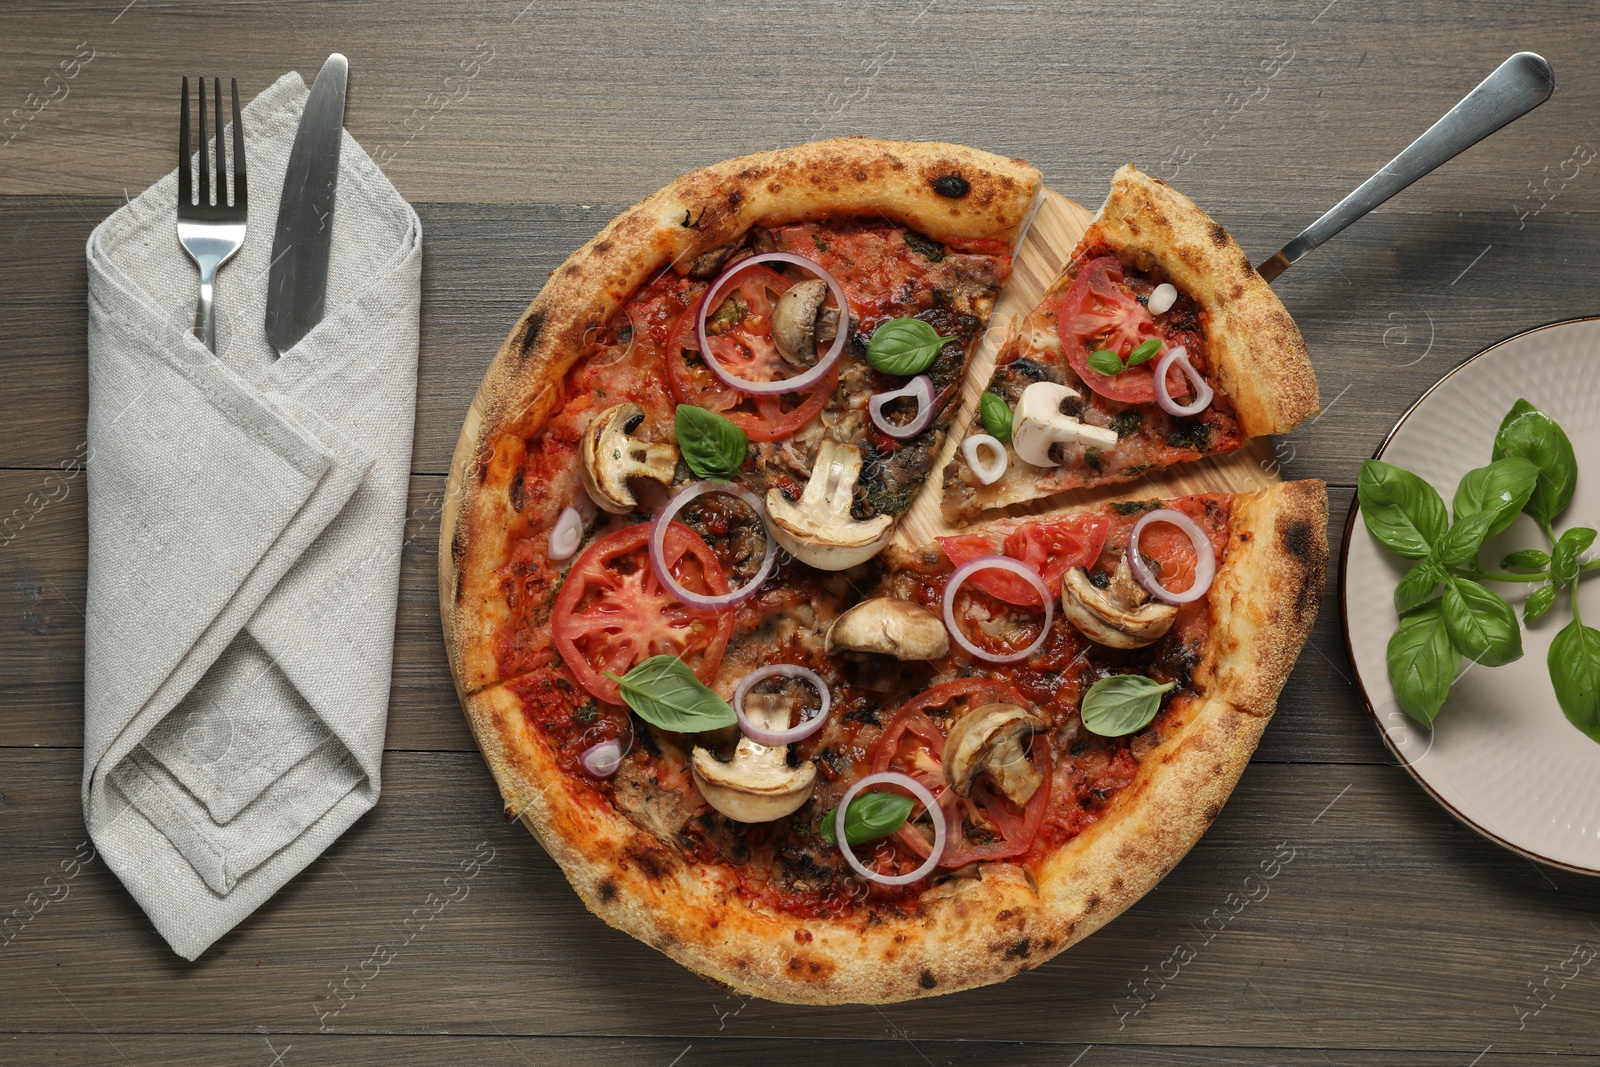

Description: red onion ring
[962,433,1008,485]
[1152,345,1214,417]
[548,506,583,561]
[580,739,623,778]
[835,771,946,886]
[941,555,1053,663]
[649,480,777,611]
[733,664,832,746]
[695,252,849,395]
[868,375,935,439]
[1128,508,1217,605]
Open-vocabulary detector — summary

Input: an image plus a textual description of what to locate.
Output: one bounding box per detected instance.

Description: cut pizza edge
[440,137,1044,698]
[941,164,1321,522]
[456,478,1328,1005]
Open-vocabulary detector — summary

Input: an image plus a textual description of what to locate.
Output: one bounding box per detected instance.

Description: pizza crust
[441,138,1043,696]
[459,480,1327,1004]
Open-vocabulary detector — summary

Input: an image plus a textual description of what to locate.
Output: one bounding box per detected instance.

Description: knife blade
[265,53,348,355]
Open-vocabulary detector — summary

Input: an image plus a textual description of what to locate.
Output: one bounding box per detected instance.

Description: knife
[266,53,348,354]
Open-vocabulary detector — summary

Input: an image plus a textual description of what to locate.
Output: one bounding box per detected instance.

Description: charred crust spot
[517,311,547,360]
[919,970,938,989]
[1084,892,1102,913]
[785,954,834,981]
[627,846,673,881]
[996,909,1016,922]
[1281,519,1317,564]
[597,878,618,903]
[1210,223,1229,246]
[1004,938,1032,960]
[727,189,744,211]
[1204,802,1223,823]
[593,239,612,254]
[932,173,971,198]
[1238,531,1252,543]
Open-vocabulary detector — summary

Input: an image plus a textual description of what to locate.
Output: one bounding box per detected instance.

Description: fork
[177,76,248,352]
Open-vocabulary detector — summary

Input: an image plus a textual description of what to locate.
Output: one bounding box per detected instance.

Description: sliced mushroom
[825,597,949,660]
[1060,555,1177,648]
[766,439,894,570]
[942,702,1047,806]
[691,695,817,823]
[771,279,841,367]
[1011,381,1118,467]
[579,402,679,514]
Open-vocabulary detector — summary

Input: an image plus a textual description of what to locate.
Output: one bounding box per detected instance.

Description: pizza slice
[443,140,1043,696]
[942,165,1319,521]
[459,478,1327,1004]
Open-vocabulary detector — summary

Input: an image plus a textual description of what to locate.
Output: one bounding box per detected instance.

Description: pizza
[942,164,1320,522]
[441,139,1329,1005]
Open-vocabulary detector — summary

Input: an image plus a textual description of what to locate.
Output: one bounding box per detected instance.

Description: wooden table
[5,2,1600,1063]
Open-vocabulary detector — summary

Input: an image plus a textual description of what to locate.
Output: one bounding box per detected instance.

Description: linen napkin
[82,71,421,960]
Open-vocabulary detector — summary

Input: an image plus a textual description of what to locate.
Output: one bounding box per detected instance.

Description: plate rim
[1338,313,1600,877]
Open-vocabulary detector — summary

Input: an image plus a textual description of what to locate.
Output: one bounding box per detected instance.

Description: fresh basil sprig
[1081,674,1175,737]
[820,791,915,847]
[675,405,748,481]
[1551,619,1600,742]
[866,318,956,376]
[1441,578,1523,668]
[1363,399,1600,738]
[1087,338,1161,377]
[1492,398,1577,528]
[604,655,736,733]
[979,391,1013,443]
[1386,601,1457,725]
[1358,459,1448,560]
[1452,456,1539,538]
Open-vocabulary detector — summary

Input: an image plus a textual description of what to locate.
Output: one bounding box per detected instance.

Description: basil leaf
[1088,349,1125,376]
[1386,601,1457,726]
[1428,511,1497,570]
[1358,459,1448,560]
[1081,674,1176,737]
[1492,399,1577,526]
[1394,562,1441,616]
[902,230,945,262]
[1550,526,1597,586]
[604,655,737,733]
[1452,456,1539,537]
[1551,618,1600,742]
[820,791,915,847]
[675,405,748,480]
[1501,549,1550,570]
[1525,583,1559,623]
[866,318,956,376]
[1126,338,1163,367]
[980,391,1013,443]
[1442,578,1523,667]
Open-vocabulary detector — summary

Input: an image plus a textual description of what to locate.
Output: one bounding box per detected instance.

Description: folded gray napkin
[82,71,421,959]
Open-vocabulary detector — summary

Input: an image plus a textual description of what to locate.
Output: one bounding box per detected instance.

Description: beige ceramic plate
[1342,317,1600,874]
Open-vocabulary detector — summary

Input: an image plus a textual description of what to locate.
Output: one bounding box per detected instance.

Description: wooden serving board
[893,186,1278,548]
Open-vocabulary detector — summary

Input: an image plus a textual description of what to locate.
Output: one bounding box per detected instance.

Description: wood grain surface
[5,1,1600,1064]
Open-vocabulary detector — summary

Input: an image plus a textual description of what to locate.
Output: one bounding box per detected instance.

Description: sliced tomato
[1128,504,1229,597]
[662,272,838,443]
[868,679,1051,868]
[1057,255,1187,404]
[937,515,1109,604]
[551,522,733,705]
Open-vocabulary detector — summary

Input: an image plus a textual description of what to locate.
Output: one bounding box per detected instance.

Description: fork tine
[178,76,191,207]
[212,76,225,204]
[230,77,246,208]
[197,76,210,207]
